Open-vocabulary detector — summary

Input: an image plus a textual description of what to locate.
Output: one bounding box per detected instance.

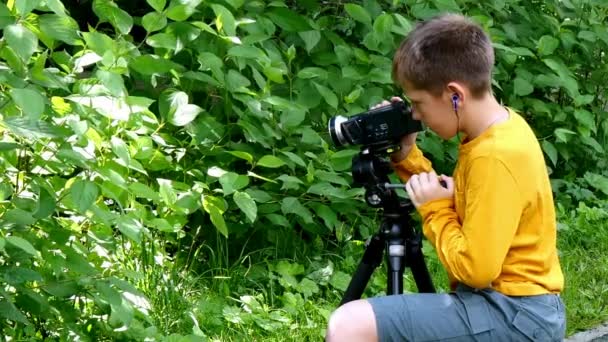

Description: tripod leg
[406,232,436,293]
[339,234,385,306]
[387,243,405,295]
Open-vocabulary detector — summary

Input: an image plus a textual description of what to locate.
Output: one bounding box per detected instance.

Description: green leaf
[142,12,167,32]
[45,0,67,15]
[233,191,257,223]
[211,4,236,36]
[16,0,41,15]
[116,216,143,243]
[280,151,306,168]
[373,13,394,38]
[129,182,161,202]
[581,136,603,153]
[5,236,38,256]
[34,187,56,219]
[38,14,81,45]
[344,4,371,27]
[297,278,319,297]
[158,179,177,205]
[257,155,286,168]
[130,55,184,75]
[204,199,228,237]
[329,271,351,291]
[537,35,559,56]
[554,128,576,143]
[281,197,313,224]
[4,24,38,61]
[4,209,36,226]
[299,30,321,52]
[159,89,203,126]
[0,3,13,30]
[111,137,131,165]
[311,203,338,230]
[71,180,99,212]
[313,82,338,108]
[219,172,249,195]
[0,298,30,324]
[514,77,534,96]
[578,30,596,42]
[227,151,253,164]
[266,8,311,32]
[166,0,202,21]
[147,0,166,12]
[574,109,595,131]
[297,67,328,79]
[0,142,20,151]
[584,172,608,196]
[541,140,557,166]
[97,70,125,97]
[93,0,133,34]
[10,88,45,120]
[3,117,69,139]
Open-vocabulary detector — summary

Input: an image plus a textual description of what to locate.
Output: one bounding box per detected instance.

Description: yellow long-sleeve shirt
[393,108,564,296]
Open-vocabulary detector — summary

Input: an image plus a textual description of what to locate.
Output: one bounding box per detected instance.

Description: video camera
[328,100,422,152]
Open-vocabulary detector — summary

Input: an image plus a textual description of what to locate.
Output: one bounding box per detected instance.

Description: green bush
[0,0,607,339]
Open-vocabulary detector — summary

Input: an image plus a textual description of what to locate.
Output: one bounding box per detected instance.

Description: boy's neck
[460,93,509,140]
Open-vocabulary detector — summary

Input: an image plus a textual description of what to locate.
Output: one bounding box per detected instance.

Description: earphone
[451,93,461,142]
[451,94,459,111]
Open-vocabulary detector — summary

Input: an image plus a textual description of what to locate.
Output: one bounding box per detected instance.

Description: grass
[130,201,608,341]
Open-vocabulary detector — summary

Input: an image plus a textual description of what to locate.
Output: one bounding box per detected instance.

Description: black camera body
[328,101,422,149]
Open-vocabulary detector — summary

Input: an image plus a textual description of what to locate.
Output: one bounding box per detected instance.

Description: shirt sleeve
[391,144,433,182]
[417,156,523,289]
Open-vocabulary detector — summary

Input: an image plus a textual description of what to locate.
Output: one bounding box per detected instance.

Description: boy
[325,13,566,342]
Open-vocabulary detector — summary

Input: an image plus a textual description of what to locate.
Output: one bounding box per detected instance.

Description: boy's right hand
[370,97,418,163]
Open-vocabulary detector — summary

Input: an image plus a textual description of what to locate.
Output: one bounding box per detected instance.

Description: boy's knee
[326,300,377,342]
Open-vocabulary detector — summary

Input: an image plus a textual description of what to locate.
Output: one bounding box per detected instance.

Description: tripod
[340,147,435,306]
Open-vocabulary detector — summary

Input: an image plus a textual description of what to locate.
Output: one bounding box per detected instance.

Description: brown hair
[392,14,495,98]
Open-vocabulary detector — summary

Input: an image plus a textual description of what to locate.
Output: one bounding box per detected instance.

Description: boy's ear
[446,82,466,105]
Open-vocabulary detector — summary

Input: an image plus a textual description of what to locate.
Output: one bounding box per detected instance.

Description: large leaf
[344,4,372,27]
[265,8,311,32]
[233,191,257,223]
[130,55,185,75]
[159,89,203,126]
[4,24,38,61]
[10,88,45,119]
[211,4,236,36]
[71,180,99,212]
[203,197,228,237]
[5,236,38,256]
[38,14,81,45]
[93,0,133,34]
[2,117,69,139]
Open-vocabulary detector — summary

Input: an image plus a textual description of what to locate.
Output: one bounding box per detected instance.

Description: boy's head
[392,14,496,139]
[393,14,494,99]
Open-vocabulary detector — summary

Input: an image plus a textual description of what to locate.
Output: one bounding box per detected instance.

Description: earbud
[451,94,460,111]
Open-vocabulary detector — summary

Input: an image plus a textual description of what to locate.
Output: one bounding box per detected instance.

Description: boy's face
[402,81,458,140]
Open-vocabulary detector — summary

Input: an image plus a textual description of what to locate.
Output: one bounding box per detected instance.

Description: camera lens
[328,115,349,146]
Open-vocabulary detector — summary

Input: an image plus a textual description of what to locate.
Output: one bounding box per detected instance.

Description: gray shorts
[368,284,566,341]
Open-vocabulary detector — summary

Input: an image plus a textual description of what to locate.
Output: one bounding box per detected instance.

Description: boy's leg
[326,288,566,342]
[327,291,496,342]
[326,299,378,342]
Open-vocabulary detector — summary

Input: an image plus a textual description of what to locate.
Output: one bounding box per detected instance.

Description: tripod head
[351,144,411,213]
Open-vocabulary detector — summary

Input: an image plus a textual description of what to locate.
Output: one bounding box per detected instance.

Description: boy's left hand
[405,171,454,208]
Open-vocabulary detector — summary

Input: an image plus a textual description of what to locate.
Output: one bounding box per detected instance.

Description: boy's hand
[405,172,454,208]
[369,97,418,163]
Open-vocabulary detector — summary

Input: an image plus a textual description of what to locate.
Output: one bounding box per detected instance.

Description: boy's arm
[391,144,433,182]
[417,156,523,289]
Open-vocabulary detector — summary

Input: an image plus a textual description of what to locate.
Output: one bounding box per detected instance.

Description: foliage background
[0,0,607,340]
